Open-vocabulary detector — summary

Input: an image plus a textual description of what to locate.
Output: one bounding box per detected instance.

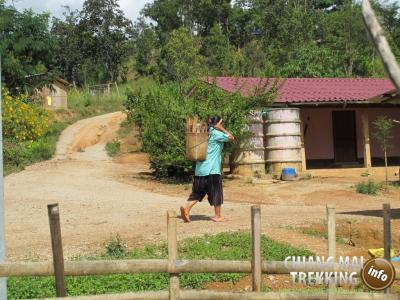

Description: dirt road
[4,112,400,260]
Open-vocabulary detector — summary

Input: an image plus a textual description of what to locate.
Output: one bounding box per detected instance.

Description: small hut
[36,78,70,110]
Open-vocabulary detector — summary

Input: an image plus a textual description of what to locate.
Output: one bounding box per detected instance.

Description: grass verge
[4,121,70,175]
[8,232,313,299]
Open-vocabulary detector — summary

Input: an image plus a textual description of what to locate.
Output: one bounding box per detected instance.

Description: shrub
[355,180,382,195]
[3,120,68,175]
[125,84,194,178]
[104,235,127,258]
[105,139,121,157]
[2,88,50,142]
[125,80,276,179]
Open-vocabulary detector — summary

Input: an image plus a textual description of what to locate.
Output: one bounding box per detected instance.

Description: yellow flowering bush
[2,89,51,142]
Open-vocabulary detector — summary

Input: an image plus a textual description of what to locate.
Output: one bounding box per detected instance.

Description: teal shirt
[195,128,229,176]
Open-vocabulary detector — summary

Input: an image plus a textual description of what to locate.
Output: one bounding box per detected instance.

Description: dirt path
[4,112,400,261]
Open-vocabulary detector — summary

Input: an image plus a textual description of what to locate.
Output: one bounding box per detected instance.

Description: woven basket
[186,132,208,161]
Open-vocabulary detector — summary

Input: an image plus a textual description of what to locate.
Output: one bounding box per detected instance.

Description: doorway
[332,111,357,163]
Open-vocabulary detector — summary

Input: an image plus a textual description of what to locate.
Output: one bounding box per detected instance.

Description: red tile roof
[205,77,396,103]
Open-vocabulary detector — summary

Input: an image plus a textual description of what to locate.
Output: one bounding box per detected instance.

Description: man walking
[180,116,234,222]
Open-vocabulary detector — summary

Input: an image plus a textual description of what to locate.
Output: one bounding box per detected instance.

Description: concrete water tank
[265,108,302,176]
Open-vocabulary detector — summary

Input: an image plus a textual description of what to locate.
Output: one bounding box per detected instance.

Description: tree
[52,7,84,85]
[158,27,203,90]
[0,3,58,94]
[201,23,231,75]
[373,116,394,185]
[79,0,133,83]
[321,0,374,76]
[191,0,232,36]
[132,17,158,76]
[281,44,342,77]
[142,0,183,42]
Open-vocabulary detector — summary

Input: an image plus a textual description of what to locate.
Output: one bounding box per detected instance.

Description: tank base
[232,163,266,177]
[268,162,302,178]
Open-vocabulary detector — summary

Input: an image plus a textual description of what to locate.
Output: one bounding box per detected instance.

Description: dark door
[332,111,357,163]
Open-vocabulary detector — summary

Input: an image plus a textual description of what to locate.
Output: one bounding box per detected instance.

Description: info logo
[361,258,396,291]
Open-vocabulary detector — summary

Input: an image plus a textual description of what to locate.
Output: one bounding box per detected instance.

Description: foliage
[179,231,313,261]
[373,116,394,153]
[79,0,133,83]
[125,84,193,178]
[8,232,313,298]
[51,0,133,86]
[281,44,342,77]
[141,0,400,78]
[0,4,58,94]
[355,180,383,195]
[132,17,158,76]
[373,115,394,184]
[3,121,69,175]
[105,139,121,157]
[51,8,84,85]
[104,234,127,258]
[2,89,50,142]
[125,79,276,179]
[3,0,400,91]
[158,27,203,88]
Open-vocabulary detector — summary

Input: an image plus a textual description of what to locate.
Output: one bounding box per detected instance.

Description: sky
[5,0,152,22]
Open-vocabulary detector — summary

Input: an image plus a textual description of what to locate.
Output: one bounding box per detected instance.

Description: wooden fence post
[114,82,120,97]
[251,206,262,292]
[362,113,372,170]
[327,205,336,299]
[383,203,391,294]
[167,211,180,300]
[47,203,66,297]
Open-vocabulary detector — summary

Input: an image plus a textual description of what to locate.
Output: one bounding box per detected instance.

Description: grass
[67,77,155,118]
[355,180,383,195]
[105,139,121,157]
[390,181,400,188]
[4,121,70,175]
[8,232,313,299]
[299,228,356,244]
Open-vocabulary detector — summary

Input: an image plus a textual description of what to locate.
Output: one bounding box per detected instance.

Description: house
[205,77,400,175]
[36,78,70,110]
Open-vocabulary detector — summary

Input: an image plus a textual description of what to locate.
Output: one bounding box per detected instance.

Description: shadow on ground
[177,214,211,222]
[339,208,400,219]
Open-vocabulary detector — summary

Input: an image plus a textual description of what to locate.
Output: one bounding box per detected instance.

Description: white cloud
[5,0,151,21]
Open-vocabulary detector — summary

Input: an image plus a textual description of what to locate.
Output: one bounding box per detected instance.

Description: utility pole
[0,45,7,300]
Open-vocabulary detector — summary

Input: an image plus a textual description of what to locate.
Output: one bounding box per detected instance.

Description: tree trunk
[384,149,388,185]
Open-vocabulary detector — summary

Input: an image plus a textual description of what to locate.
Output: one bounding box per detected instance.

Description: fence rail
[1,203,397,300]
[2,259,386,277]
[28,290,399,300]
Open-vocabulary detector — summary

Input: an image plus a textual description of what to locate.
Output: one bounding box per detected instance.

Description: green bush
[105,139,121,157]
[125,84,194,178]
[125,80,276,179]
[104,235,127,258]
[355,180,383,195]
